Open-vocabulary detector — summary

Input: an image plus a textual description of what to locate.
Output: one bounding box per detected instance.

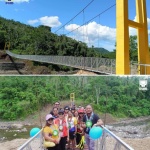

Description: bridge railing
[17,129,45,150]
[17,126,134,150]
[95,126,134,150]
[131,62,150,75]
[9,50,150,75]
[6,50,116,74]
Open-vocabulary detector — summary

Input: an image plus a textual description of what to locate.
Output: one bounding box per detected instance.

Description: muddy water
[0,125,41,142]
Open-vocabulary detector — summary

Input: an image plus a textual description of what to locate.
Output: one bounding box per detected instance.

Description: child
[67,110,77,150]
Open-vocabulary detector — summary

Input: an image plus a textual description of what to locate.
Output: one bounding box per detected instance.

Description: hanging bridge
[6,50,115,75]
[6,50,141,75]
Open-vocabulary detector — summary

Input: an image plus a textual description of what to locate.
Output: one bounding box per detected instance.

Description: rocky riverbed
[106,116,150,139]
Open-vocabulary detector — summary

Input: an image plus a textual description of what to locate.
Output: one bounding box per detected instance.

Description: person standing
[67,110,77,150]
[82,105,103,150]
[50,102,60,115]
[76,108,84,145]
[43,114,60,150]
[71,107,76,117]
[54,109,69,150]
[52,107,59,118]
[64,106,70,119]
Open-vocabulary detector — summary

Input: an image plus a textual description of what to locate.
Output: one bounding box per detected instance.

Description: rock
[21,128,27,132]
[12,124,23,129]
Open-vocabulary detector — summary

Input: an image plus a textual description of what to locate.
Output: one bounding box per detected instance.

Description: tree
[0,31,5,49]
[129,35,138,61]
[114,35,138,61]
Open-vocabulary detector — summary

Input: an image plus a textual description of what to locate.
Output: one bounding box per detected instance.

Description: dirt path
[75,70,98,75]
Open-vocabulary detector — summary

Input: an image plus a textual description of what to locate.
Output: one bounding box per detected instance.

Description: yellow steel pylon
[4,42,10,51]
[116,0,150,75]
[70,93,75,107]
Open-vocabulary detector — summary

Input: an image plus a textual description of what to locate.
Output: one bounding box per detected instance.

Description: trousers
[85,133,95,150]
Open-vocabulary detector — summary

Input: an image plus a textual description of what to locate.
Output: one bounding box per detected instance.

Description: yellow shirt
[43,124,59,140]
[73,117,77,125]
[68,117,77,129]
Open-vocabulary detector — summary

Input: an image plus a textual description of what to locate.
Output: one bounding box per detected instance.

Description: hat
[54,101,60,105]
[46,114,54,121]
[58,109,64,114]
[71,107,75,110]
[78,108,84,113]
[64,106,70,110]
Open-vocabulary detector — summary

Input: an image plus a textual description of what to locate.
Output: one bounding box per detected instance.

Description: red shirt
[77,117,83,134]
[54,118,68,137]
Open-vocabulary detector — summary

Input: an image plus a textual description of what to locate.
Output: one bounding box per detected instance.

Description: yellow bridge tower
[116,0,150,75]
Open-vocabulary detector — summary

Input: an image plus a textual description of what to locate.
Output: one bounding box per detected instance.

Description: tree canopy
[0,17,102,57]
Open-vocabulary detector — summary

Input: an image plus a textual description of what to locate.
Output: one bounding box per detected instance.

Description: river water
[0,125,41,142]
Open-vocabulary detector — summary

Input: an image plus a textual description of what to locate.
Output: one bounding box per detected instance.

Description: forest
[0,76,149,120]
[0,17,102,57]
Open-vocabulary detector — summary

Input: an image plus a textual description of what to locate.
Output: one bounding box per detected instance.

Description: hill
[94,47,110,54]
[0,16,100,57]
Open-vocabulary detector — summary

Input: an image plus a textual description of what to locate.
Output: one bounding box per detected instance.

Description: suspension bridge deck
[6,50,140,75]
[6,50,116,75]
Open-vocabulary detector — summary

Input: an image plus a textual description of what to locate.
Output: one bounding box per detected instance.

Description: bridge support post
[4,42,10,51]
[116,0,130,74]
[116,0,150,75]
[136,0,150,74]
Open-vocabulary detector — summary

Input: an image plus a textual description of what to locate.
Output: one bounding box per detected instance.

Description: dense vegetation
[0,17,103,57]
[0,76,149,120]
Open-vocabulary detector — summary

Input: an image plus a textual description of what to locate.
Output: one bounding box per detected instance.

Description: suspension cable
[65,3,116,36]
[98,15,101,48]
[54,0,95,34]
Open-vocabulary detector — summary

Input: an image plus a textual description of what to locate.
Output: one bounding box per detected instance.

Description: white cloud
[28,19,38,25]
[148,18,150,27]
[28,16,61,28]
[129,27,136,36]
[65,21,116,51]
[64,17,150,51]
[39,16,61,28]
[27,16,150,51]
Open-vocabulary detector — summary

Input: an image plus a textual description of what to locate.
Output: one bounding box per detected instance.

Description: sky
[0,0,150,51]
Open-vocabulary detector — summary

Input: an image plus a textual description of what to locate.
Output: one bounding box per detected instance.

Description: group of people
[43,101,103,150]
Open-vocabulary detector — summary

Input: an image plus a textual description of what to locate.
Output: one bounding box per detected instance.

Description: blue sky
[0,0,150,51]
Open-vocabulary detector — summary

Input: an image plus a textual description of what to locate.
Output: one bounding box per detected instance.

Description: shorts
[69,131,75,140]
